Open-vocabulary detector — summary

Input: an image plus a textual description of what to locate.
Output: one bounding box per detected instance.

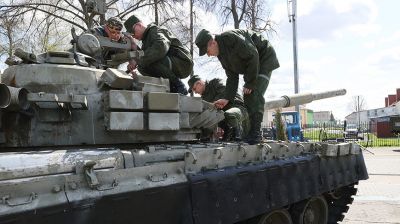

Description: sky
[192,0,400,120]
[268,0,400,120]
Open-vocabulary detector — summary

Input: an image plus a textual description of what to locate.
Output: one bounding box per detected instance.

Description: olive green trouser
[138,55,193,82]
[243,71,272,123]
[224,105,250,138]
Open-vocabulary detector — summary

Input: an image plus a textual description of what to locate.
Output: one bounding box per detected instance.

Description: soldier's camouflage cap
[187,75,201,93]
[106,17,123,30]
[195,29,212,56]
[124,15,141,33]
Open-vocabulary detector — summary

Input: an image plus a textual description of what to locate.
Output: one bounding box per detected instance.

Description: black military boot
[246,114,262,145]
[170,79,188,95]
[233,126,243,141]
[223,127,234,141]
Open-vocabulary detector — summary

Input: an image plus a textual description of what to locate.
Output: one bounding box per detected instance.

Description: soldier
[188,75,249,141]
[93,17,124,42]
[195,29,280,144]
[124,15,193,95]
[91,17,137,69]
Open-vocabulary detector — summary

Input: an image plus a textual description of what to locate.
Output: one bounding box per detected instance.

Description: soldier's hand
[212,127,224,140]
[243,87,253,95]
[127,59,137,72]
[129,70,138,79]
[213,99,229,109]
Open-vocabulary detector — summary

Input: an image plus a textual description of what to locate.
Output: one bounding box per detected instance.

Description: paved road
[341,147,400,224]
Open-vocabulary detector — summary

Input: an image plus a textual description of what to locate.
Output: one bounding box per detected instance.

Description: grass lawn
[303,129,343,141]
[303,128,400,147]
[359,134,400,147]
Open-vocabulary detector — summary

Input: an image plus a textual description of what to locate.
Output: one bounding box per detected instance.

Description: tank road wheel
[290,196,328,224]
[258,209,293,224]
[325,184,358,224]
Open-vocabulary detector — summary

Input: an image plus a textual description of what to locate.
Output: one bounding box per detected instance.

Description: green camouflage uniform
[137,23,193,83]
[214,29,280,141]
[201,78,250,138]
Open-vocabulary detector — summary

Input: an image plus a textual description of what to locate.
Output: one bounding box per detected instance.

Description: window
[282,114,294,124]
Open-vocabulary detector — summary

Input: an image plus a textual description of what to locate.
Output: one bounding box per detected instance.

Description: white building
[313,111,332,124]
[346,88,400,124]
[345,103,400,124]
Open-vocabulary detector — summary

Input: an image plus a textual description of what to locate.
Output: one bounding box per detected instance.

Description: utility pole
[189,0,194,96]
[357,96,361,129]
[288,0,299,112]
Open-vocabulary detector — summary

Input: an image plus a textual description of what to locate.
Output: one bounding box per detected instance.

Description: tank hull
[0,142,368,224]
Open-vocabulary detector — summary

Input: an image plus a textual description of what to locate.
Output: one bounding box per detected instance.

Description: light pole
[357,96,361,129]
[288,0,299,112]
[189,0,194,96]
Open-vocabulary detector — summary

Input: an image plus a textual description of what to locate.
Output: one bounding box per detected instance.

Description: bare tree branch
[1,2,84,21]
[117,1,153,19]
[1,4,86,30]
[62,0,83,14]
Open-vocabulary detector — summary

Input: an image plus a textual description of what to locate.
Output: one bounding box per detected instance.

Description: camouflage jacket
[215,29,280,101]
[202,78,244,111]
[139,23,193,68]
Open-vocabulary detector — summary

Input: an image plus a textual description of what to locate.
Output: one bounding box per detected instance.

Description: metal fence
[263,122,400,147]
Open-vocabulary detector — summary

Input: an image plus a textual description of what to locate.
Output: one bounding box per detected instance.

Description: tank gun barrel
[14,48,37,63]
[265,89,346,110]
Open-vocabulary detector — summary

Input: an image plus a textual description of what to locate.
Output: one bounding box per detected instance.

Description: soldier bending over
[195,29,280,144]
[124,15,193,95]
[188,75,249,141]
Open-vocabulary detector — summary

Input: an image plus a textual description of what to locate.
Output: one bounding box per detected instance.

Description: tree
[0,1,71,64]
[351,96,367,112]
[329,112,335,123]
[194,0,275,33]
[28,6,70,53]
[350,95,367,127]
[223,0,247,29]
[1,0,153,31]
[245,0,275,33]
[0,6,26,59]
[1,0,276,70]
[274,108,287,141]
[150,0,184,25]
[0,0,162,68]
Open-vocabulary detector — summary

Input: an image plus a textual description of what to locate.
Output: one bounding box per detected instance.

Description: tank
[0,36,368,223]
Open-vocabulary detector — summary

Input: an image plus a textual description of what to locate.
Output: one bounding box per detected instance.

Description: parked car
[344,124,359,139]
[262,127,274,140]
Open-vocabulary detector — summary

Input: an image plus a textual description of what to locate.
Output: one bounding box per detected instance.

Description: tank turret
[0,46,226,148]
[0,57,346,149]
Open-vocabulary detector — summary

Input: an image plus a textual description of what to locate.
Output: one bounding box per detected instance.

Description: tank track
[326,184,358,224]
[236,183,358,224]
